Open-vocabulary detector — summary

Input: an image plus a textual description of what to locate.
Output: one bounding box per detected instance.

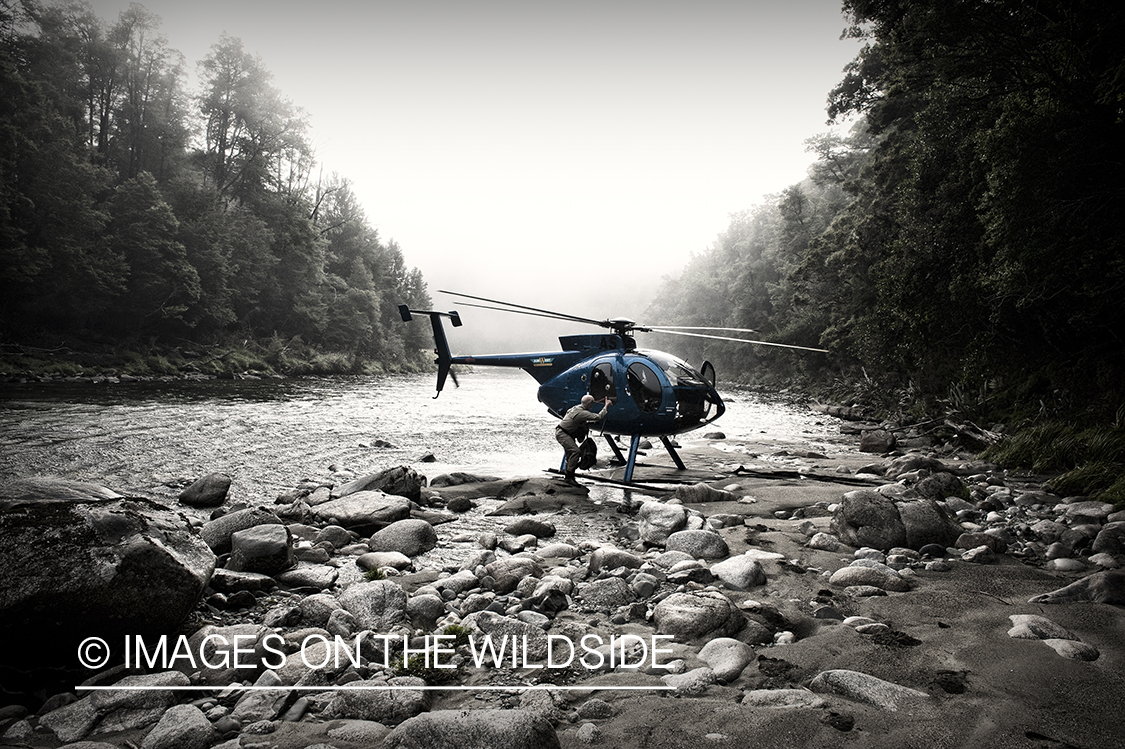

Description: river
[0,368,846,505]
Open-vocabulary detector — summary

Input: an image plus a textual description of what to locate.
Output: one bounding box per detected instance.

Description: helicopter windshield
[638,350,707,386]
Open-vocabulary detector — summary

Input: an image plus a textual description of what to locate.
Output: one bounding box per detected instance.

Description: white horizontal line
[76,684,676,692]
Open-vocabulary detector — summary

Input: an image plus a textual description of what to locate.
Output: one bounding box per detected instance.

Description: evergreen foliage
[0,0,431,370]
[647,0,1125,428]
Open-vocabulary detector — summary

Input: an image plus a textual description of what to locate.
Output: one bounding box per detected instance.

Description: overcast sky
[85,0,862,351]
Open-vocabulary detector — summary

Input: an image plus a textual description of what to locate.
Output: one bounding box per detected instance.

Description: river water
[0,368,846,505]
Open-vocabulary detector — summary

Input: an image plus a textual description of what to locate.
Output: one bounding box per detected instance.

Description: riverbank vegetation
[0,1,434,376]
[644,0,1124,501]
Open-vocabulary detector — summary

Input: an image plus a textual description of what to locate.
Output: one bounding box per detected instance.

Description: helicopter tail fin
[398,305,462,398]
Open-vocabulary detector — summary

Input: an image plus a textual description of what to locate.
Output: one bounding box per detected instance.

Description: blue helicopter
[399,290,827,483]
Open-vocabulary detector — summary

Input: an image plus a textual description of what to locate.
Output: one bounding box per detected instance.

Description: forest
[645,0,1125,498]
[0,0,434,375]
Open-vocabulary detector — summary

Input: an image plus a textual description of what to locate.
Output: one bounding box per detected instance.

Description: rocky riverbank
[2,428,1124,749]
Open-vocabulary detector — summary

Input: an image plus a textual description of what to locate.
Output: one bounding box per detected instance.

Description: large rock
[674,483,738,504]
[200,507,283,555]
[653,590,745,642]
[710,554,767,590]
[462,611,550,660]
[914,472,967,501]
[177,473,231,508]
[504,518,557,538]
[337,580,408,631]
[666,529,729,559]
[228,524,294,575]
[333,466,428,501]
[828,562,911,592]
[383,708,561,749]
[637,501,688,546]
[897,499,961,549]
[38,671,189,742]
[587,546,643,574]
[698,637,756,682]
[809,669,930,712]
[0,479,215,663]
[578,577,635,610]
[368,519,438,557]
[484,556,543,594]
[307,491,412,532]
[328,677,429,724]
[829,490,907,550]
[139,703,213,749]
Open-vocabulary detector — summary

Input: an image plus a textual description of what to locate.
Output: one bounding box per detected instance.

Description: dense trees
[0,0,430,371]
[649,0,1125,424]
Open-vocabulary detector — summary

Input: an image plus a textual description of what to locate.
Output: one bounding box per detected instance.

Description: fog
[82,0,863,341]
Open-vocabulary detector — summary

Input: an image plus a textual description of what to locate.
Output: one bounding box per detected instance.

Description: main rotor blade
[439,290,607,328]
[648,327,829,353]
[452,300,584,325]
[650,325,760,334]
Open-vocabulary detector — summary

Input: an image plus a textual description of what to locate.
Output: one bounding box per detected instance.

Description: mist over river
[0,368,848,504]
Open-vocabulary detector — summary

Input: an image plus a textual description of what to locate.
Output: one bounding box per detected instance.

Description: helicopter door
[589,362,616,402]
[626,361,663,413]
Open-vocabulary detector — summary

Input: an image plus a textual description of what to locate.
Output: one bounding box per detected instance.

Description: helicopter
[398,290,827,483]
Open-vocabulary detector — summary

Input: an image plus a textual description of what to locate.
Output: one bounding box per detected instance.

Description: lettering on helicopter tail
[531,357,554,367]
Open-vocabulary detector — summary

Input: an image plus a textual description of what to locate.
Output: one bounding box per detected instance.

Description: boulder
[809,669,930,712]
[859,429,896,453]
[503,518,557,538]
[829,490,907,551]
[333,466,428,501]
[383,709,560,749]
[38,671,189,743]
[578,577,635,610]
[914,472,967,501]
[828,562,910,592]
[0,480,215,662]
[200,507,283,555]
[406,594,447,629]
[228,524,294,575]
[587,546,643,573]
[698,637,756,682]
[356,551,413,571]
[328,677,429,724]
[666,529,729,559]
[139,703,213,749]
[462,611,550,660]
[636,501,688,546]
[177,473,231,508]
[484,557,543,594]
[338,580,408,631]
[368,519,438,557]
[653,590,745,642]
[674,483,738,504]
[897,499,961,549]
[710,554,767,590]
[307,491,412,532]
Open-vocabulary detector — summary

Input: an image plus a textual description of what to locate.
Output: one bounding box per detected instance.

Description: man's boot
[564,461,580,487]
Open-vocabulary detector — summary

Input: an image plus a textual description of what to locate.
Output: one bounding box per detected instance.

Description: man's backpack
[577,438,598,469]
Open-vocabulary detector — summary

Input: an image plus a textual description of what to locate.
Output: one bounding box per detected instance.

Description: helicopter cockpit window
[626,362,663,413]
[641,350,706,386]
[589,362,616,402]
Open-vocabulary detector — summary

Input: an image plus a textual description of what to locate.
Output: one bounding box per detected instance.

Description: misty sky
[85,0,863,351]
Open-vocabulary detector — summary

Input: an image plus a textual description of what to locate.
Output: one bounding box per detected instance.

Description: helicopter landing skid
[602,434,686,483]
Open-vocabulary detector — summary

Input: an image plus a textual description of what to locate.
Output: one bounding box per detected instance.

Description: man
[555,394,611,486]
